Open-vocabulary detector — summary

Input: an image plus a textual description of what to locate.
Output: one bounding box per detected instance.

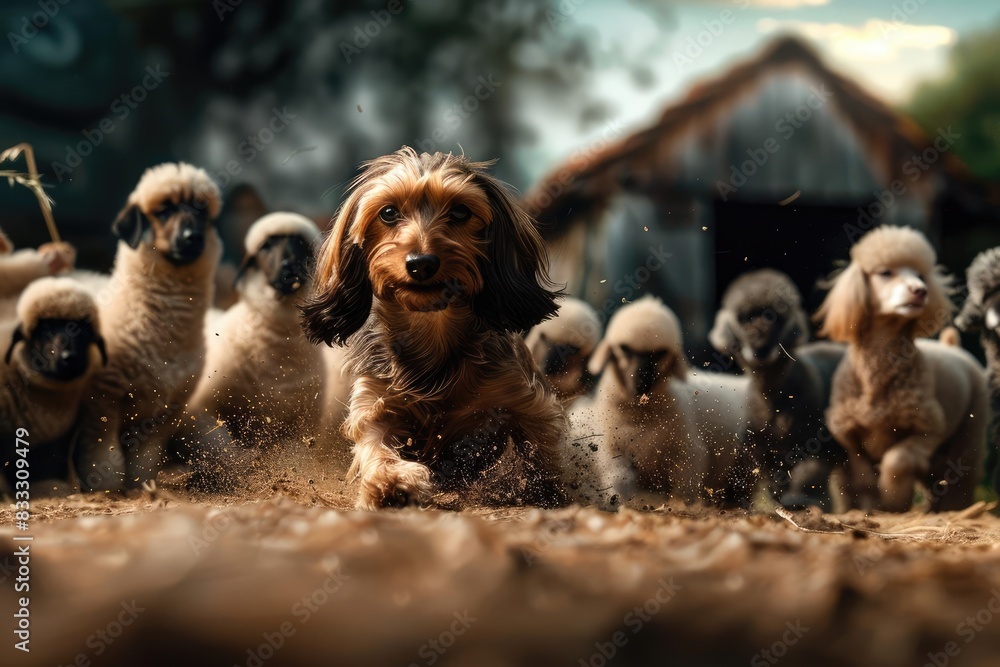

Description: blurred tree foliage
[906,22,1000,183]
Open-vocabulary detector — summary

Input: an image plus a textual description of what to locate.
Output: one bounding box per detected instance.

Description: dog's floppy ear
[4,325,24,365]
[93,334,109,366]
[301,190,373,346]
[112,203,150,249]
[954,298,983,332]
[707,309,739,355]
[815,262,869,343]
[471,172,559,333]
[914,266,955,338]
[233,254,257,289]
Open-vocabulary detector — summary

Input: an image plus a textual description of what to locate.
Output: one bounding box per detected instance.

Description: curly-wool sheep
[709,269,846,510]
[525,296,602,402]
[74,162,222,492]
[183,212,327,450]
[1,278,106,492]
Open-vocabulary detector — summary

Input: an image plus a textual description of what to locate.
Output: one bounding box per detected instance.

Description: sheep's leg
[350,425,433,510]
[75,403,127,493]
[877,445,922,512]
[844,451,878,511]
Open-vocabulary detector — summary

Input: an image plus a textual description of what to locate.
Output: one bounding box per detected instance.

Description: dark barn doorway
[712,200,862,314]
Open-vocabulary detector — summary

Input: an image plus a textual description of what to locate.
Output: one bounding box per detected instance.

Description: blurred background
[1,0,999,354]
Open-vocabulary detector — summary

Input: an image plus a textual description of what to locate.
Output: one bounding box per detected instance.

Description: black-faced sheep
[525,296,602,403]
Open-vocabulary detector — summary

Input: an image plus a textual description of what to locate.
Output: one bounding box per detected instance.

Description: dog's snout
[405,253,441,282]
[910,282,928,297]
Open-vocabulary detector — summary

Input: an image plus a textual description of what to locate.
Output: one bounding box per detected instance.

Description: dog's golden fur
[816,226,988,511]
[302,147,564,510]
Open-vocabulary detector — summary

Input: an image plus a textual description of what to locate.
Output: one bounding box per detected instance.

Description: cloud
[757,18,956,61]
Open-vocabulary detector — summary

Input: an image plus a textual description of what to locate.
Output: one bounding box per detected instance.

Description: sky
[518,0,1000,183]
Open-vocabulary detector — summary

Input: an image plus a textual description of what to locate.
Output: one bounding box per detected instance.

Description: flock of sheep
[2,159,1000,516]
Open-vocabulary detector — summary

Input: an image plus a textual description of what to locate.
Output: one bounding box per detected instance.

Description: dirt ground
[4,440,1000,667]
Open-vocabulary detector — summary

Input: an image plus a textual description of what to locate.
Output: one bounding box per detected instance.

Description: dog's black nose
[405,253,440,281]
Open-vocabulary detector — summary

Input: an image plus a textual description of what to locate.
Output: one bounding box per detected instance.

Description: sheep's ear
[587,340,612,376]
[233,254,256,288]
[4,325,24,365]
[707,309,738,354]
[112,204,149,249]
[94,335,108,366]
[954,299,983,332]
[815,263,868,343]
[470,171,560,333]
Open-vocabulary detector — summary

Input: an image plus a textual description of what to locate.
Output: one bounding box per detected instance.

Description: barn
[525,37,1000,352]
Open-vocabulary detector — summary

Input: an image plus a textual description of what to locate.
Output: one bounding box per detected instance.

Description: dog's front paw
[357,460,434,510]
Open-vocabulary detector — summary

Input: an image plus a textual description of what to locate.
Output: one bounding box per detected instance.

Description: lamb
[567,296,757,508]
[183,212,326,447]
[525,296,602,402]
[708,269,846,510]
[0,227,76,299]
[74,162,222,493]
[817,226,989,512]
[1,278,106,493]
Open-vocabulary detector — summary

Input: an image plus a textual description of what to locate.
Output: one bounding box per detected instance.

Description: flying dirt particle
[282,146,318,165]
[639,394,650,405]
[357,104,363,112]
[702,226,708,231]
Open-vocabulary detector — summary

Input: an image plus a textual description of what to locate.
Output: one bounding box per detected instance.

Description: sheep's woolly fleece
[17,277,99,334]
[850,226,937,275]
[722,268,801,314]
[531,297,602,354]
[127,162,222,219]
[603,295,683,353]
[244,212,321,254]
[964,247,1000,304]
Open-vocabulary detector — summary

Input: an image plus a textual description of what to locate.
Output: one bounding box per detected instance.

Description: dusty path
[3,483,1000,667]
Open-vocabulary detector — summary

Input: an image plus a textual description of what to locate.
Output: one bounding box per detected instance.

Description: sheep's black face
[982,291,1000,336]
[160,201,209,265]
[614,345,670,397]
[734,306,787,366]
[257,235,316,296]
[22,319,105,382]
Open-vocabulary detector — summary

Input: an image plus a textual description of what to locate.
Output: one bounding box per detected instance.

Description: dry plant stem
[1,142,61,243]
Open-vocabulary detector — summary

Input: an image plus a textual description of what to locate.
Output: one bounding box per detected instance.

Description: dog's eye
[378,206,399,224]
[619,344,634,357]
[156,205,177,221]
[877,269,893,278]
[449,204,471,223]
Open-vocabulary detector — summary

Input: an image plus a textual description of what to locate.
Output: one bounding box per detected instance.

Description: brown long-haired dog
[816,226,988,512]
[302,148,565,510]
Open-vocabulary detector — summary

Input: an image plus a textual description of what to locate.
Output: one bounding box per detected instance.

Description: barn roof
[525,36,985,239]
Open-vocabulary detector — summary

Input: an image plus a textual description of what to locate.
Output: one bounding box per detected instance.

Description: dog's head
[709,269,808,369]
[112,162,222,266]
[816,226,953,342]
[302,147,559,345]
[588,296,687,401]
[956,247,1000,338]
[525,297,603,399]
[4,278,107,386]
[236,212,320,299]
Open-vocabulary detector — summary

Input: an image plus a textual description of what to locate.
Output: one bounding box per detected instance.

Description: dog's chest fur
[829,339,940,459]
